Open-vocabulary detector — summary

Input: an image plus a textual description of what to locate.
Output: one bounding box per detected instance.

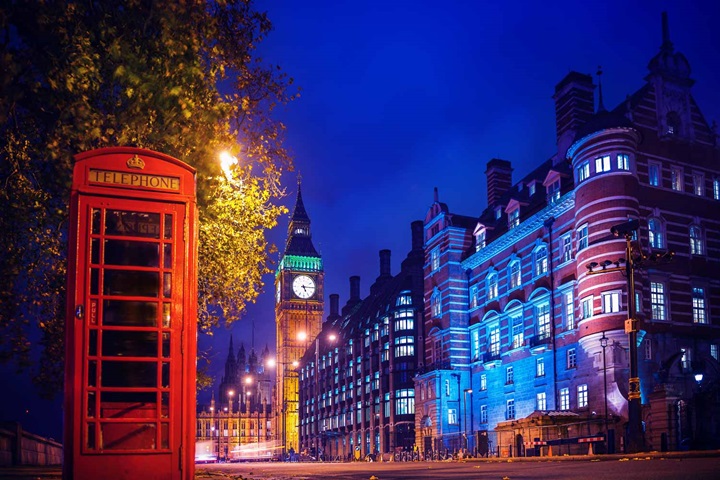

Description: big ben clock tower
[275,181,324,454]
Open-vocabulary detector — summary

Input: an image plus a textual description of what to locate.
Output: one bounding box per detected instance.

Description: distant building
[298,222,425,459]
[274,182,325,454]
[415,14,720,457]
[196,338,275,461]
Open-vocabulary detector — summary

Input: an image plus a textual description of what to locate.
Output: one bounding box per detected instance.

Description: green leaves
[0,0,296,396]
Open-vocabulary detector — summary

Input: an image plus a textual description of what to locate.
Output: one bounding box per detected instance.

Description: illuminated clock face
[292,275,316,299]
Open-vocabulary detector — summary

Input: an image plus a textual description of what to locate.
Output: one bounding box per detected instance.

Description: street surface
[196,456,719,480]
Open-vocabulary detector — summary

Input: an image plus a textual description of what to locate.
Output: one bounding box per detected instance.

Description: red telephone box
[64,147,197,480]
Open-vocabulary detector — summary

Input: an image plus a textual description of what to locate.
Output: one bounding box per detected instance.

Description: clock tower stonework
[274,182,324,453]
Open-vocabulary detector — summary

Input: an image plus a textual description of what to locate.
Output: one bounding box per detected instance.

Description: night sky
[3,0,720,441]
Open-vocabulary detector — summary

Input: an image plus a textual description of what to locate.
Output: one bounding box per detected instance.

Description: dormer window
[474,225,487,252]
[508,208,519,229]
[528,182,536,196]
[547,180,561,203]
[494,207,502,220]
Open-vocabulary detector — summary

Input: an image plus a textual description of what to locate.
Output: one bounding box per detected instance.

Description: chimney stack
[553,71,595,159]
[379,249,391,278]
[485,158,513,206]
[326,293,340,323]
[349,276,360,301]
[411,220,423,251]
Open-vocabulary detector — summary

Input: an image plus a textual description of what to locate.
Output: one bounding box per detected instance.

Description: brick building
[415,14,720,457]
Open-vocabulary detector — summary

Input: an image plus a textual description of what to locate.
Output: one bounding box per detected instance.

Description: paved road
[197,456,719,480]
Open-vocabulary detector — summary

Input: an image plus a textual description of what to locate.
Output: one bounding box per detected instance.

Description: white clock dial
[292,275,316,299]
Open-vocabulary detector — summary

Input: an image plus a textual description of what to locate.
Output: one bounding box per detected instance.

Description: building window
[536,303,550,340]
[536,392,547,411]
[561,233,572,263]
[448,408,458,425]
[559,388,570,410]
[681,348,692,372]
[394,336,414,357]
[577,224,588,251]
[508,208,520,229]
[529,182,536,196]
[617,154,630,171]
[534,245,548,276]
[648,162,661,187]
[601,291,621,313]
[711,344,719,362]
[480,405,488,424]
[692,287,707,324]
[431,288,441,317]
[487,273,498,301]
[563,290,575,330]
[395,389,415,415]
[648,218,664,249]
[595,155,611,173]
[445,379,450,396]
[567,348,577,369]
[693,173,704,196]
[489,325,500,356]
[577,384,588,408]
[577,161,590,182]
[644,338,653,360]
[495,207,502,220]
[506,366,514,385]
[547,179,561,203]
[650,282,666,321]
[480,374,487,391]
[475,228,486,252]
[509,260,521,289]
[536,357,545,377]
[471,330,480,360]
[671,167,683,192]
[382,342,389,361]
[511,315,524,349]
[506,399,515,420]
[431,247,440,271]
[714,178,720,200]
[433,339,443,364]
[690,225,704,255]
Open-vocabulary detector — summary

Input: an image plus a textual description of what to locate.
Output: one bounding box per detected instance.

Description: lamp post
[599,333,610,453]
[463,389,473,451]
[314,332,337,461]
[210,406,217,462]
[227,390,234,461]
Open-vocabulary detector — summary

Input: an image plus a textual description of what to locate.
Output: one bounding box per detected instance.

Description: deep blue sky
[3,0,720,440]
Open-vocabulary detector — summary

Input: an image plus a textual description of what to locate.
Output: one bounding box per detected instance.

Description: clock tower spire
[274,178,324,455]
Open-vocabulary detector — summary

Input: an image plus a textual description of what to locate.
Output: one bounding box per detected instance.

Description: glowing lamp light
[266,358,276,368]
[292,360,299,368]
[328,333,337,342]
[219,151,238,182]
[244,376,253,385]
[694,373,704,383]
[298,331,307,342]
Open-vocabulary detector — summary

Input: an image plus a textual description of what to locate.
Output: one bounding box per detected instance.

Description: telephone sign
[64,147,198,480]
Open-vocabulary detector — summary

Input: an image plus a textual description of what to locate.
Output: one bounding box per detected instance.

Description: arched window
[690,225,704,255]
[487,272,498,300]
[648,218,664,249]
[534,245,548,276]
[509,259,521,289]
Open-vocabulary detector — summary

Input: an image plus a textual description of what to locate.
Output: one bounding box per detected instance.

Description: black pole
[625,232,643,452]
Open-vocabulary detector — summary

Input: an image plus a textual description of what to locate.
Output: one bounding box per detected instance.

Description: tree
[0,0,297,396]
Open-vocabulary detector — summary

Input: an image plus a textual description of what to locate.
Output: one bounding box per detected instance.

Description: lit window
[693,173,704,196]
[480,405,488,424]
[489,325,500,356]
[495,207,502,220]
[714,178,720,200]
[648,218,664,249]
[559,388,570,410]
[650,282,666,321]
[536,303,550,339]
[394,336,414,357]
[577,224,588,251]
[681,348,692,372]
[601,291,621,313]
[711,344,719,362]
[431,288,441,317]
[480,374,487,391]
[690,226,704,255]
[564,290,575,329]
[534,245,548,276]
[536,357,545,377]
[671,167,683,192]
[431,247,440,271]
[506,399,515,420]
[475,227,486,251]
[567,348,577,369]
[395,389,415,415]
[471,330,480,360]
[487,273,498,300]
[469,285,479,309]
[577,161,590,182]
[537,392,547,411]
[529,182,536,196]
[692,287,707,324]
[648,163,660,187]
[511,315,524,349]
[394,310,413,331]
[509,260,521,289]
[508,208,520,229]
[595,155,611,173]
[561,233,572,263]
[578,384,588,408]
[547,180,561,203]
[448,408,457,425]
[445,379,450,396]
[617,154,630,171]
[506,366,514,385]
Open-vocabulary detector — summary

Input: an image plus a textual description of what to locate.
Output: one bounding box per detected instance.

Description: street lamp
[599,333,610,453]
[210,406,217,462]
[226,390,234,461]
[463,389,473,451]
